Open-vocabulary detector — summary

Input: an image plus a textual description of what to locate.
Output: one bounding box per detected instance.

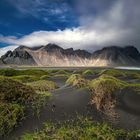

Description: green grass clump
[0,69,48,77]
[99,69,126,77]
[88,75,127,114]
[0,76,52,135]
[82,69,94,76]
[27,80,58,92]
[66,74,88,88]
[55,70,70,74]
[11,75,39,83]
[0,103,24,136]
[53,74,69,78]
[40,75,50,80]
[0,76,37,104]
[20,118,140,140]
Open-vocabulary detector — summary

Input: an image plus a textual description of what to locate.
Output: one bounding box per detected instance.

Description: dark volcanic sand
[1,76,140,140]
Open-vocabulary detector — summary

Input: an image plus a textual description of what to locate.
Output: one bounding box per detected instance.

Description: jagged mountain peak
[1,44,140,66]
[40,43,63,51]
[15,45,29,51]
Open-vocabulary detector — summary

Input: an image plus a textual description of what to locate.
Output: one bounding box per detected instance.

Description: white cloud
[0,0,140,56]
[0,45,18,57]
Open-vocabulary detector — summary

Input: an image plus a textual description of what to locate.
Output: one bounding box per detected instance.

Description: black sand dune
[1,76,140,140]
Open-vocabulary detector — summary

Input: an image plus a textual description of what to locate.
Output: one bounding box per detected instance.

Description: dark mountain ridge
[1,44,140,66]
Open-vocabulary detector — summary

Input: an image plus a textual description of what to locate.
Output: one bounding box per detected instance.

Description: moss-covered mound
[66,74,88,88]
[11,75,39,83]
[99,69,125,77]
[0,76,52,136]
[20,118,140,140]
[27,80,58,92]
[0,69,48,77]
[88,75,127,116]
[0,76,37,104]
[54,70,70,74]
[0,103,24,136]
[82,69,94,76]
[40,75,50,80]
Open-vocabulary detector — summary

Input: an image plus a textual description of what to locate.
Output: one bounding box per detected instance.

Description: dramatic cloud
[0,0,140,56]
[0,45,18,56]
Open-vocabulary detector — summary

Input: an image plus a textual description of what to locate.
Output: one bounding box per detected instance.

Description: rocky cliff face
[1,44,140,66]
[1,47,36,65]
[92,46,140,66]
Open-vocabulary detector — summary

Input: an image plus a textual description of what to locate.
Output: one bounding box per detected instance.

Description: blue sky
[0,0,79,36]
[0,0,140,55]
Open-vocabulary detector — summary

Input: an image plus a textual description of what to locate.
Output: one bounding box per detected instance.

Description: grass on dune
[88,74,140,116]
[66,74,88,88]
[0,76,37,104]
[27,80,58,92]
[82,69,94,76]
[20,117,140,140]
[0,103,24,135]
[99,69,126,77]
[0,76,52,136]
[88,74,128,117]
[40,75,50,80]
[11,75,40,83]
[100,69,140,79]
[0,69,49,77]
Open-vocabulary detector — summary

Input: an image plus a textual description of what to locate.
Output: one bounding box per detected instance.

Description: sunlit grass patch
[99,69,126,77]
[82,69,94,76]
[66,74,88,88]
[11,75,40,83]
[0,76,52,135]
[27,80,58,92]
[88,75,128,116]
[0,76,37,104]
[20,117,140,140]
[0,68,48,77]
[0,103,24,136]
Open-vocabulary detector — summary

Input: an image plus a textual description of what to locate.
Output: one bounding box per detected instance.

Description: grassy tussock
[82,69,94,75]
[0,103,24,136]
[66,74,88,88]
[88,75,127,116]
[20,117,140,140]
[0,69,48,77]
[40,75,50,80]
[99,69,125,77]
[11,75,39,83]
[0,76,52,135]
[0,76,37,104]
[27,80,58,92]
[100,69,140,79]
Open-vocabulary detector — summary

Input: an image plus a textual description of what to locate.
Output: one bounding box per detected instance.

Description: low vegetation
[100,69,140,79]
[1,68,140,138]
[0,76,37,104]
[0,76,52,136]
[11,75,39,83]
[20,117,140,140]
[27,80,58,92]
[99,69,126,77]
[82,69,94,75]
[0,103,24,135]
[66,74,88,88]
[88,75,128,117]
[0,69,48,77]
[40,75,50,80]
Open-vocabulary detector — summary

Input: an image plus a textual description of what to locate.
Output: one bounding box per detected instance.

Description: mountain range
[1,43,140,67]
